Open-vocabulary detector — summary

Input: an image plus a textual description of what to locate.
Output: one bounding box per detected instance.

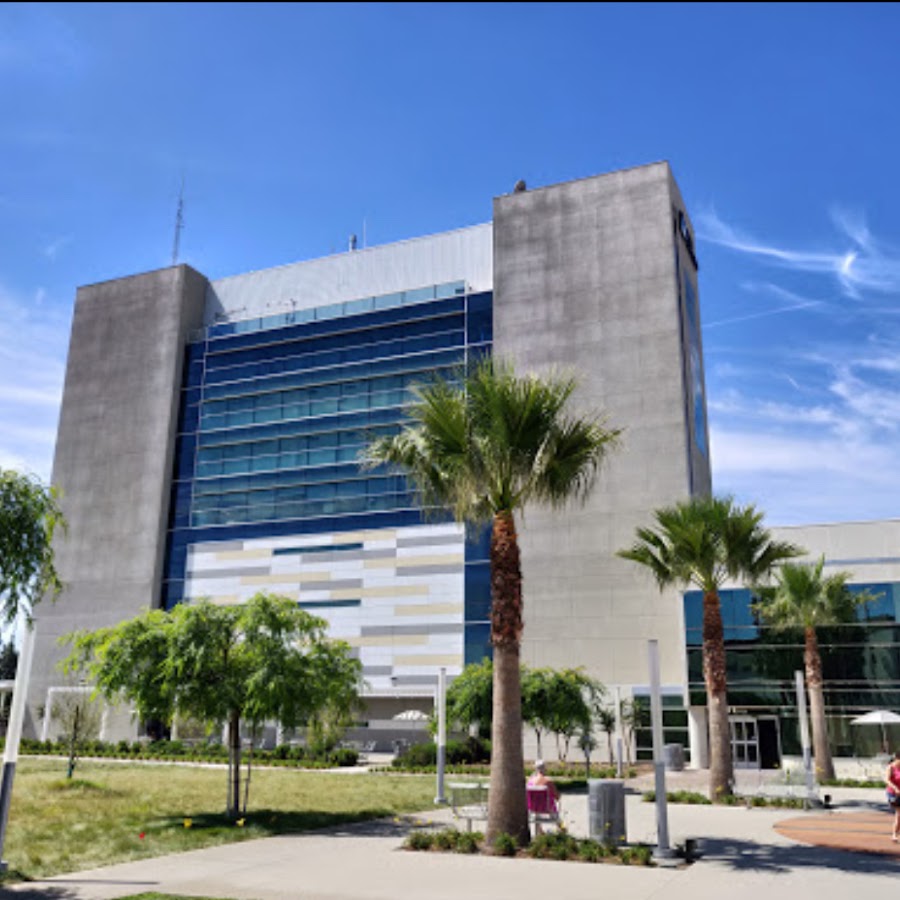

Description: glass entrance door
[729,716,759,768]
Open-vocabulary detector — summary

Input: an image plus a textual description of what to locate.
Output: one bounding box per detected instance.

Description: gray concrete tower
[28,265,208,736]
[492,162,711,695]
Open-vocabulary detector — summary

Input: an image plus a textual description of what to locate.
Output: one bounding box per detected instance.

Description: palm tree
[366,359,619,845]
[618,496,802,800]
[753,557,867,782]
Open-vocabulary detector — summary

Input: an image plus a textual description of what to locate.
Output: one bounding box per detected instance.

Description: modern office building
[30,161,711,748]
[28,160,900,764]
[40,163,900,765]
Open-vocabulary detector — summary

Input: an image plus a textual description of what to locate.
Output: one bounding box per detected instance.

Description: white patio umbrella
[850,710,900,754]
[392,709,430,721]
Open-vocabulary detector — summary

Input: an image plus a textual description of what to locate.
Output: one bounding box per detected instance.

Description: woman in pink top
[886,751,900,842]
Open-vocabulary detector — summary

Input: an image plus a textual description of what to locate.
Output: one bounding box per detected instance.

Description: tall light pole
[0,622,35,871]
[435,667,447,804]
[648,639,673,860]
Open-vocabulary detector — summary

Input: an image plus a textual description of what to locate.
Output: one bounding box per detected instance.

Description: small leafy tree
[0,468,65,622]
[546,669,603,762]
[47,687,102,779]
[445,658,495,739]
[521,667,554,759]
[64,593,362,817]
[596,706,617,764]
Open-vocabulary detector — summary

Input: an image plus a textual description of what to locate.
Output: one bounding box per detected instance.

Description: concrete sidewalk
[8,788,899,900]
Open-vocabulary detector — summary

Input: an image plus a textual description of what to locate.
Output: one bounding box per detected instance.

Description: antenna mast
[171,178,185,265]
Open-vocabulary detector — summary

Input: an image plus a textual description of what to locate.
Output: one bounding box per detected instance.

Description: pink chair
[526,784,560,833]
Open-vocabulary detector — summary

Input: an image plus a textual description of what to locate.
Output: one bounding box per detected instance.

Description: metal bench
[448,781,488,832]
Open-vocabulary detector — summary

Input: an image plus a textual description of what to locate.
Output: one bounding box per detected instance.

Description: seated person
[527,760,559,832]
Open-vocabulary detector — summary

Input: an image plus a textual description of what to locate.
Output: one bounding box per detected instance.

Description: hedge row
[11,738,359,768]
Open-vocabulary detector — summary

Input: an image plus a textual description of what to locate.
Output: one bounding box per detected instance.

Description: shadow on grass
[699,836,900,875]
[152,807,429,839]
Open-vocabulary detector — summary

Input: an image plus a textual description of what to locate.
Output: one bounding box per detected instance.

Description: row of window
[201,326,465,387]
[199,387,414,432]
[191,489,417,528]
[196,405,406,451]
[193,461,387,497]
[202,370,456,421]
[197,347,466,405]
[191,474,407,514]
[206,281,467,341]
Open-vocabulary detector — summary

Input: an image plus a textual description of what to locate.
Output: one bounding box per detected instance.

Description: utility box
[588,779,626,848]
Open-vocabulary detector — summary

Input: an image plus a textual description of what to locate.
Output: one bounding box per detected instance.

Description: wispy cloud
[696,209,900,298]
[42,236,72,262]
[0,282,70,481]
[709,338,900,522]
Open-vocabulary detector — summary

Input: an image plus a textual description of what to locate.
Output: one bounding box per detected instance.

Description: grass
[126,895,268,900]
[3,757,435,882]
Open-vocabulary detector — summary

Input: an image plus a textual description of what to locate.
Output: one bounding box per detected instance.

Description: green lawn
[4,757,435,882]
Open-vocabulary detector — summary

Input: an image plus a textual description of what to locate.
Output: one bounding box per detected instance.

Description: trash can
[588,779,626,849]
[663,743,685,772]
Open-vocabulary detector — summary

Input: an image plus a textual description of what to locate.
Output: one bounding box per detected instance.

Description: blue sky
[2,2,899,525]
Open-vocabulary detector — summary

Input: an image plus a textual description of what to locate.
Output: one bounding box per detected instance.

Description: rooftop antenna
[362,218,367,249]
[171,177,185,265]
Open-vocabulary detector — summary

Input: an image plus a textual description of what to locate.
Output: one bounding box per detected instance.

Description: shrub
[327,748,359,767]
[620,844,653,866]
[392,742,437,768]
[405,830,435,851]
[434,829,460,851]
[528,832,578,861]
[456,831,481,854]
[493,832,518,857]
[642,789,711,805]
[577,839,605,862]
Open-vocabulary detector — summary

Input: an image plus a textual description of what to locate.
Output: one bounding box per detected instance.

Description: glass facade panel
[684,582,900,756]
[163,285,494,679]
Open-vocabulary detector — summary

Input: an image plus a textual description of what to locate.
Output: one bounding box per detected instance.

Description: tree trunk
[486,511,530,847]
[805,627,834,782]
[702,590,733,799]
[228,710,241,819]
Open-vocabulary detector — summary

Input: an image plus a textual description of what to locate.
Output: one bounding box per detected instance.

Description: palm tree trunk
[486,511,530,847]
[703,590,733,799]
[804,627,834,782]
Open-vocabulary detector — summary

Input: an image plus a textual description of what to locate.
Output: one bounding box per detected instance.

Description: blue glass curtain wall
[162,290,493,627]
[683,584,900,755]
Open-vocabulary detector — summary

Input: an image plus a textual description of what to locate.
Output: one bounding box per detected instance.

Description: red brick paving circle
[775,811,900,857]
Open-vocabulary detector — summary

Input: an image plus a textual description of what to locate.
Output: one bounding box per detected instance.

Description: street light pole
[0,622,35,871]
[435,667,447,804]
[648,639,673,860]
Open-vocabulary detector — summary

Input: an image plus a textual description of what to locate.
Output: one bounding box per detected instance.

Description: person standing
[886,751,900,842]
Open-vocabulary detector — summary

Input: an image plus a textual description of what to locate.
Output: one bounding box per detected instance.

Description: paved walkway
[7,784,899,900]
[775,811,900,856]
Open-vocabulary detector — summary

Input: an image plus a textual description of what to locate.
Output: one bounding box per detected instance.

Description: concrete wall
[28,265,208,738]
[492,163,711,694]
